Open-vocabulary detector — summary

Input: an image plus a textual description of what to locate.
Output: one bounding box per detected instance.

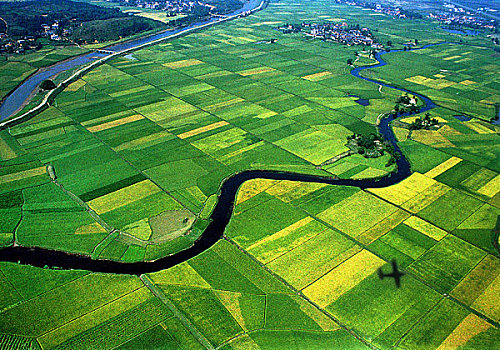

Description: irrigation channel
[0,37,471,273]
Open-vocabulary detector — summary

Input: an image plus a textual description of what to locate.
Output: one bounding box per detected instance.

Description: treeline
[0,0,126,37]
[71,17,163,43]
[205,0,246,15]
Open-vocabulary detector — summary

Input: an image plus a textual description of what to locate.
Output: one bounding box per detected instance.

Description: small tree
[40,80,56,90]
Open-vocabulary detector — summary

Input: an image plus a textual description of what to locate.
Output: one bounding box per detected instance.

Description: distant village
[0,20,71,55]
[335,0,498,31]
[277,22,383,48]
[429,3,497,30]
[107,0,213,17]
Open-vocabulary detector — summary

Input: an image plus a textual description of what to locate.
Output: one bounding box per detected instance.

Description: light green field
[0,0,500,348]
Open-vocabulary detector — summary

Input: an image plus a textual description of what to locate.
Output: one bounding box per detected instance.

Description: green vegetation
[0,0,499,348]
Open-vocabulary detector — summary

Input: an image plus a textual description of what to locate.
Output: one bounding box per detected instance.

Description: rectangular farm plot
[87,180,162,214]
[267,227,361,290]
[135,97,199,123]
[225,197,308,249]
[451,255,500,307]
[0,273,142,337]
[408,235,486,293]
[177,121,229,139]
[274,126,351,165]
[327,267,442,347]
[368,172,436,206]
[86,114,144,133]
[424,156,462,178]
[317,191,398,238]
[369,223,439,268]
[163,58,204,69]
[401,182,451,213]
[417,189,484,232]
[454,203,500,254]
[477,174,500,198]
[302,249,385,308]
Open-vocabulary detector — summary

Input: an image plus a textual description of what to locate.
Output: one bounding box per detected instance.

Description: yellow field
[302,250,385,308]
[87,180,161,214]
[87,114,143,133]
[0,166,46,184]
[401,116,448,124]
[137,97,199,122]
[177,121,229,139]
[215,290,248,331]
[247,218,321,264]
[149,262,210,288]
[459,80,476,85]
[438,125,462,137]
[369,172,436,206]
[65,79,86,92]
[393,126,410,142]
[401,182,451,213]
[163,58,203,69]
[235,179,277,205]
[358,209,410,245]
[318,191,398,237]
[436,314,491,350]
[443,55,462,61]
[266,181,326,203]
[477,174,500,197]
[405,75,455,89]
[471,273,500,321]
[302,71,332,81]
[74,222,107,235]
[412,129,455,148]
[403,216,447,241]
[122,218,152,241]
[238,67,276,76]
[465,121,498,134]
[425,156,462,178]
[451,255,500,306]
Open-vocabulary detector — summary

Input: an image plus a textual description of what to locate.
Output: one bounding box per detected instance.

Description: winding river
[0,27,455,273]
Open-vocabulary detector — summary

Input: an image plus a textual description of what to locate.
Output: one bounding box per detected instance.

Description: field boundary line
[139,274,214,349]
[0,0,268,130]
[35,285,146,339]
[222,236,379,350]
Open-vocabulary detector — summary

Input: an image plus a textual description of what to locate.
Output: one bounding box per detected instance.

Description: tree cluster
[409,113,439,130]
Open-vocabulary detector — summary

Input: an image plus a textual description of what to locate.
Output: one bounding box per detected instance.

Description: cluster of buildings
[105,0,213,16]
[278,22,382,48]
[429,4,497,30]
[0,36,39,54]
[0,19,73,54]
[334,0,417,19]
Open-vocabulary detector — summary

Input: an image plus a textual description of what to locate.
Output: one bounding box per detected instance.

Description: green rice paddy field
[0,0,499,348]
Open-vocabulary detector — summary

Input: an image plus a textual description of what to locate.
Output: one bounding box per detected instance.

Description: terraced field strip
[139,274,213,349]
